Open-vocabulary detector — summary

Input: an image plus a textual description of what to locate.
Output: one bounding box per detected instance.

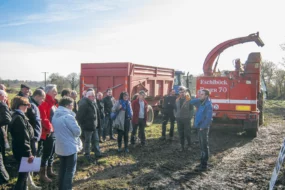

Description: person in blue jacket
[190,89,213,171]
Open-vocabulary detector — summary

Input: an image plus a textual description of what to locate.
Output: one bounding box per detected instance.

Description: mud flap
[244,120,259,138]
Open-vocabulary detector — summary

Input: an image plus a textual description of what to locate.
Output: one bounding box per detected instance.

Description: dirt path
[1,100,285,190]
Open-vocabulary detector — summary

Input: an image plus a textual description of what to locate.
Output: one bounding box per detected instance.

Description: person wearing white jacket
[52,97,82,190]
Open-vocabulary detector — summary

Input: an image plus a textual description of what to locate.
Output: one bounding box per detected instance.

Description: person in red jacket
[37,84,58,183]
[131,90,148,146]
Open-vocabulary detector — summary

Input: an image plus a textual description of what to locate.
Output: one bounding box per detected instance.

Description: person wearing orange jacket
[37,84,58,183]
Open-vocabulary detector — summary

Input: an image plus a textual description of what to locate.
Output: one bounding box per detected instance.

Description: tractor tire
[146,105,154,126]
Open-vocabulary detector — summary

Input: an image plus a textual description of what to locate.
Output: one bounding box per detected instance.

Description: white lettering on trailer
[211,99,257,105]
[200,87,227,93]
[200,79,228,85]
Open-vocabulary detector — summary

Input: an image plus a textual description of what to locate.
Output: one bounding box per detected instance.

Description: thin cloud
[0,0,118,28]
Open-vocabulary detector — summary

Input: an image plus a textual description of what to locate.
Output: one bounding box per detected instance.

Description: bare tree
[66,73,79,90]
[261,60,276,85]
[274,69,285,97]
[49,73,69,92]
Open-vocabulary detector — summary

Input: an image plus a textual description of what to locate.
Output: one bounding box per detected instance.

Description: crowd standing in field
[0,83,213,189]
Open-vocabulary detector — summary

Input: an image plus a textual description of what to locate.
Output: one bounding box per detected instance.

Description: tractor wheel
[146,105,154,126]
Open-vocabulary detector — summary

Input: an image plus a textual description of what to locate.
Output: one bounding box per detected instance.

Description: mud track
[2,100,285,190]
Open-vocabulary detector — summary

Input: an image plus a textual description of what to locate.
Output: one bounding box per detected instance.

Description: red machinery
[196,32,265,137]
[80,62,175,126]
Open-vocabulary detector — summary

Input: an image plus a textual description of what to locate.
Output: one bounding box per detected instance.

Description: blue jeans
[58,153,77,190]
[84,129,101,157]
[198,128,209,167]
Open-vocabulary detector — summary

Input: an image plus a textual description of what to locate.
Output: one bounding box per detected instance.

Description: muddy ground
[2,100,285,190]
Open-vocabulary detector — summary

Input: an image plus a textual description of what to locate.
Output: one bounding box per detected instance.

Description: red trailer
[80,62,175,125]
[196,32,265,137]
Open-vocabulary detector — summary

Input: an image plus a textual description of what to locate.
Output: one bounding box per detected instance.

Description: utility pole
[42,72,48,87]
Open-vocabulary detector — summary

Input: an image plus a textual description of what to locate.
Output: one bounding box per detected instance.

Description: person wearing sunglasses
[9,96,34,190]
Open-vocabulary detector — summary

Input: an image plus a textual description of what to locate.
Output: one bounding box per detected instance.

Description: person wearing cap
[103,88,116,141]
[190,89,212,172]
[18,84,31,98]
[131,90,148,146]
[174,86,194,152]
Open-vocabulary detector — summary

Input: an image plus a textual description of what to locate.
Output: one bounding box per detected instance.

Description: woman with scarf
[112,92,133,153]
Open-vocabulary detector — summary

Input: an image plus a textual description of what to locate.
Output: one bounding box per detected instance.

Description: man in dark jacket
[96,92,105,143]
[160,89,176,141]
[28,89,46,155]
[76,90,102,161]
[103,88,116,141]
[174,86,194,152]
[0,90,10,184]
[190,89,212,171]
[131,90,148,146]
[17,84,31,98]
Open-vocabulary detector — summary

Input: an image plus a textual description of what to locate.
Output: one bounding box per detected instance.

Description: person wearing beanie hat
[18,84,31,98]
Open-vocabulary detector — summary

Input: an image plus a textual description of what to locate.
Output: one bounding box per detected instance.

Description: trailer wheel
[146,105,154,126]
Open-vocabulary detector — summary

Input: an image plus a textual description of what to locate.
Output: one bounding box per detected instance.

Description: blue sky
[0,0,285,81]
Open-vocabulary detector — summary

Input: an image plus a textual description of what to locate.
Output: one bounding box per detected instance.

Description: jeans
[15,163,28,190]
[38,133,56,167]
[84,129,101,157]
[58,153,77,190]
[103,115,113,139]
[198,128,210,167]
[162,112,175,137]
[177,118,191,148]
[118,119,130,149]
[131,119,146,145]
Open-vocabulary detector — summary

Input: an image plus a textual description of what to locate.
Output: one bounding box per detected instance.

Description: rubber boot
[47,166,57,178]
[39,167,52,183]
[27,173,42,190]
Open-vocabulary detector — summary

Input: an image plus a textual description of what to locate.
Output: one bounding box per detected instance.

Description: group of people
[0,83,213,190]
[160,86,213,171]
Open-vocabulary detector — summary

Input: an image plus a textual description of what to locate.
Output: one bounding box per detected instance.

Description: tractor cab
[174,71,185,95]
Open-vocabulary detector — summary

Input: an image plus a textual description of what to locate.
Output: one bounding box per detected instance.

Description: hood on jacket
[53,106,75,119]
[45,94,56,106]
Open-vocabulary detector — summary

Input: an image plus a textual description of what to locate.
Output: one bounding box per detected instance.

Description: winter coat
[112,100,133,131]
[190,98,213,129]
[76,98,100,131]
[97,99,105,119]
[103,96,116,115]
[9,110,34,161]
[0,102,11,127]
[131,99,148,125]
[26,98,42,142]
[38,94,57,140]
[174,95,194,120]
[162,95,176,114]
[52,106,82,156]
